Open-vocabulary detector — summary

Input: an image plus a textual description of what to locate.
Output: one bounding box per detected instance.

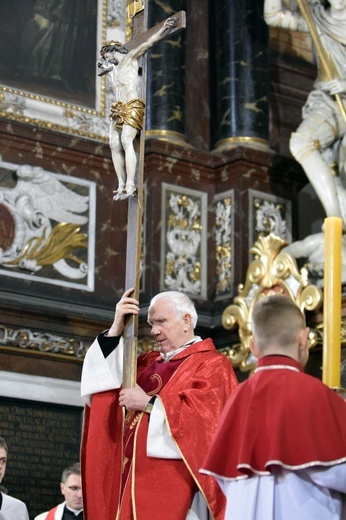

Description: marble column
[145,0,187,144]
[210,0,269,150]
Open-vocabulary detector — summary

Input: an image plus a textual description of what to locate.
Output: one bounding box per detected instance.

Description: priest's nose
[151,325,160,337]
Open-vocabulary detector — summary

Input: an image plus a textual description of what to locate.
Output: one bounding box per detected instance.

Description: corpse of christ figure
[98,17,177,200]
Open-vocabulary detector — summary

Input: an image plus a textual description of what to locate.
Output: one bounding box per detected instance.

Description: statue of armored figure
[264,0,346,283]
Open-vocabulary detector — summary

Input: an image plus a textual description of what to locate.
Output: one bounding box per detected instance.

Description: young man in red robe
[201,294,346,520]
[81,288,238,520]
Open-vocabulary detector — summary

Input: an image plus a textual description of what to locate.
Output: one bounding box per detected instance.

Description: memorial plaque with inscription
[0,397,83,519]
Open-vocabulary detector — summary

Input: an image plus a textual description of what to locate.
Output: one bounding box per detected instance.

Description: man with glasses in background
[34,462,83,520]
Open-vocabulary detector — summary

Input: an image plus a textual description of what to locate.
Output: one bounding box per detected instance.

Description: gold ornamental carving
[221,234,323,371]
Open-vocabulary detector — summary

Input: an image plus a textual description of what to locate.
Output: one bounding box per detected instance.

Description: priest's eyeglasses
[66,486,82,492]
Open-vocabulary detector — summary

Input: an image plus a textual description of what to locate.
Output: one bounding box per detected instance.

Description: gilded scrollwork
[215,195,233,297]
[138,336,157,354]
[249,190,292,250]
[0,161,96,291]
[0,0,128,141]
[222,233,323,371]
[162,184,207,299]
[0,325,87,359]
[254,199,287,238]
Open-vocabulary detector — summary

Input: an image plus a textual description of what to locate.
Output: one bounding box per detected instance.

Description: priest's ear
[183,313,192,329]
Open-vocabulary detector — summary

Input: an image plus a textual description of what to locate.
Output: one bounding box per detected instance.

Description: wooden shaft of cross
[122,7,186,389]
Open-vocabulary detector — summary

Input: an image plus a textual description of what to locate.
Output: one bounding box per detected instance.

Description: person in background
[34,462,83,520]
[0,435,29,520]
[81,288,238,520]
[201,294,346,519]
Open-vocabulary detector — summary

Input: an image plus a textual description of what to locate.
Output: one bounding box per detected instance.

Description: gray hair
[148,291,198,329]
[61,462,81,483]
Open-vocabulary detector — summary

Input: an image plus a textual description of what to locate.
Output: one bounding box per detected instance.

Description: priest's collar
[64,505,84,517]
[160,336,202,362]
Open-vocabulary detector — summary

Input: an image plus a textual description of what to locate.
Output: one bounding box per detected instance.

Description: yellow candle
[323,216,342,388]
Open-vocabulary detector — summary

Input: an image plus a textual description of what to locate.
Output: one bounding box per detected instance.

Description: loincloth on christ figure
[110,99,146,130]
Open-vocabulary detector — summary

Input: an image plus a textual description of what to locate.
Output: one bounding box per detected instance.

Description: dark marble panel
[146,0,187,141]
[210,0,269,147]
[185,0,210,151]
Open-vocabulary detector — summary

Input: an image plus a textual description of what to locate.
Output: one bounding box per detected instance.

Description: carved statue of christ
[97,17,176,200]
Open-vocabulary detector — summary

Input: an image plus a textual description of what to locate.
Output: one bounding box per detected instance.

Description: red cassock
[201,355,346,481]
[81,338,238,520]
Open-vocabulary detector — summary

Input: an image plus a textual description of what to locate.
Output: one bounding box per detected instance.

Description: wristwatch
[144,396,156,414]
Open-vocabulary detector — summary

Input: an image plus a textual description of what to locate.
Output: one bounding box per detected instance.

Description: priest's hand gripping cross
[98,5,185,388]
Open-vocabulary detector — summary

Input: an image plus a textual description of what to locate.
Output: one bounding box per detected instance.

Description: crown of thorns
[100,40,129,56]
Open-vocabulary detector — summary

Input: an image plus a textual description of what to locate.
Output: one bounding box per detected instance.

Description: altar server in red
[81,288,238,520]
[201,294,346,520]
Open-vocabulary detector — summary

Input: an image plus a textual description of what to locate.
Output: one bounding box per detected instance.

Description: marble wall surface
[0,0,315,374]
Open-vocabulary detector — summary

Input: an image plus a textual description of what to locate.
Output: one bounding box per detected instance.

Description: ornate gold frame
[221,234,323,371]
[0,0,125,141]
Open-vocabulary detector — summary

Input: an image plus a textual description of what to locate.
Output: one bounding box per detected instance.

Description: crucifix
[98,2,186,388]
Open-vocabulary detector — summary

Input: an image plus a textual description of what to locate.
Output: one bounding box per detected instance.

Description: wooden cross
[115,3,186,388]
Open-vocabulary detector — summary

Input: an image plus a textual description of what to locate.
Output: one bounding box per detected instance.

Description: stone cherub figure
[97,17,176,201]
